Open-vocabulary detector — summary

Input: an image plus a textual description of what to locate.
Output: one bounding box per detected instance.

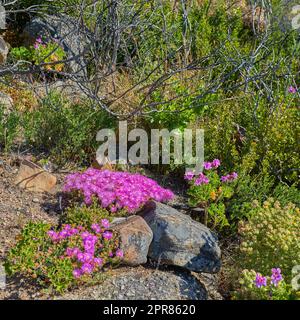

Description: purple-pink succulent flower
[254,273,267,288]
[184,171,195,180]
[115,249,124,258]
[101,219,110,229]
[63,169,174,214]
[102,231,113,240]
[271,268,283,286]
[212,159,221,168]
[194,173,209,186]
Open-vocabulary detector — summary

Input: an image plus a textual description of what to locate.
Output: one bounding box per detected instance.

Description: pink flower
[203,162,212,170]
[254,273,267,288]
[73,268,82,279]
[47,230,58,240]
[194,173,209,186]
[65,247,74,257]
[212,159,221,168]
[81,263,93,274]
[221,172,238,183]
[184,171,194,180]
[91,224,101,233]
[271,268,283,286]
[36,36,43,44]
[115,249,124,258]
[94,257,103,266]
[101,219,110,229]
[288,86,297,94]
[103,231,113,240]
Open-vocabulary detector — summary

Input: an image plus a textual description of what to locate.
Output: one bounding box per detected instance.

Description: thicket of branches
[0,0,299,118]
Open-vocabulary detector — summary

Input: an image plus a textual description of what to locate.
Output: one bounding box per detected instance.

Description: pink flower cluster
[220,172,238,183]
[194,173,209,186]
[288,86,297,94]
[270,268,283,287]
[47,222,123,279]
[47,224,79,241]
[203,159,221,170]
[184,159,221,185]
[34,36,44,50]
[63,169,174,213]
[254,268,283,288]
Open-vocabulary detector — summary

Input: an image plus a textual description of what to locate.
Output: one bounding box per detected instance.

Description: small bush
[0,105,19,152]
[238,199,300,282]
[186,159,237,228]
[32,36,66,72]
[63,201,116,228]
[23,91,115,165]
[5,221,122,293]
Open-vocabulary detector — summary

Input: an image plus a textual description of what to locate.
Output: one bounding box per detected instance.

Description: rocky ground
[0,155,224,300]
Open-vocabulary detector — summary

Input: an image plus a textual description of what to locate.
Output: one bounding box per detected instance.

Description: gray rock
[23,14,90,76]
[139,201,221,273]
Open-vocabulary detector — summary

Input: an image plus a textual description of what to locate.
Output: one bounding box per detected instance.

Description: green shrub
[10,46,33,62]
[23,91,115,165]
[272,183,300,207]
[237,199,300,282]
[63,202,114,228]
[5,221,74,293]
[232,269,298,300]
[10,38,66,72]
[0,105,20,152]
[5,221,122,293]
[186,160,237,229]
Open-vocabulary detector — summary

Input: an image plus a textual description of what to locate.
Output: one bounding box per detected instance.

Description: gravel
[59,266,211,300]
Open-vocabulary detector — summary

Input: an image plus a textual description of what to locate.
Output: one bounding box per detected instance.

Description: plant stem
[203,207,208,226]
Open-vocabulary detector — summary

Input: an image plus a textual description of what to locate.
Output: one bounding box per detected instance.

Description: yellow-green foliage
[238,199,300,281]
[63,202,113,228]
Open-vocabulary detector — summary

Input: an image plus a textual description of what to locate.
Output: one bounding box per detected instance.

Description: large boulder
[112,216,153,266]
[15,160,57,193]
[23,14,90,76]
[139,201,221,273]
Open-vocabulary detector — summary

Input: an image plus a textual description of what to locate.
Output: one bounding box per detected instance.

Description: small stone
[112,216,153,266]
[15,160,57,193]
[32,198,39,203]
